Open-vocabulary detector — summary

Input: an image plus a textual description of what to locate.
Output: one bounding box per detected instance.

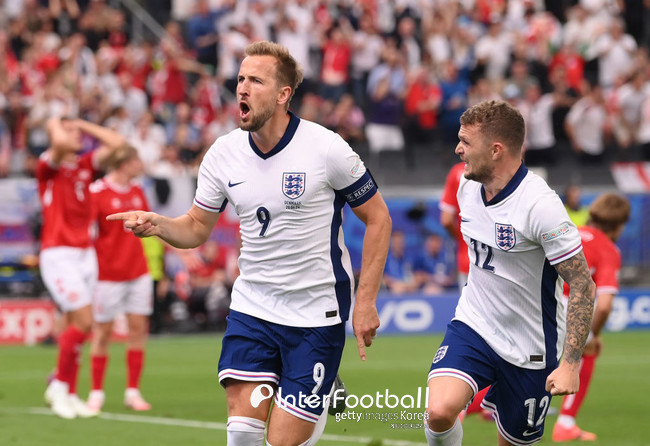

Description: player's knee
[426,404,459,432]
[226,416,265,446]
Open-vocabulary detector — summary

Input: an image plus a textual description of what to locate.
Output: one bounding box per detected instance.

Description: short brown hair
[245,40,304,104]
[459,100,525,153]
[588,193,630,233]
[103,143,139,171]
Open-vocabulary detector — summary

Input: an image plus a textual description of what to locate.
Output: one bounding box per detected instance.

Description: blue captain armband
[337,171,378,208]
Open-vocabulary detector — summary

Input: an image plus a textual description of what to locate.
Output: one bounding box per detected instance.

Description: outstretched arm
[350,193,392,361]
[107,204,221,249]
[546,251,596,395]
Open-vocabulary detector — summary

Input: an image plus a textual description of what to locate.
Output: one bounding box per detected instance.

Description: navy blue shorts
[428,320,557,445]
[218,310,346,422]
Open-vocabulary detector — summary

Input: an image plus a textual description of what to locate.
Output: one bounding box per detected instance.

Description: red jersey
[563,225,621,297]
[439,162,470,275]
[37,152,98,250]
[89,178,150,281]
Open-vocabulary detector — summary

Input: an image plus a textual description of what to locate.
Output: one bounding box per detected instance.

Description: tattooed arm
[545,251,596,396]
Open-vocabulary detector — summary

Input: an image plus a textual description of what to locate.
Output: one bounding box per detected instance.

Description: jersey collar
[248,111,300,159]
[481,162,528,206]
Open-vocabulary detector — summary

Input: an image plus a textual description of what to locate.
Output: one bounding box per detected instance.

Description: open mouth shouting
[239,101,251,120]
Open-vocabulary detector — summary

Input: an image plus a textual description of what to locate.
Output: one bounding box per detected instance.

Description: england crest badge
[282,172,306,199]
[495,223,516,251]
[432,345,448,364]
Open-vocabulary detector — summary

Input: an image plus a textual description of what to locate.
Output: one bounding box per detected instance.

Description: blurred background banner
[611,162,650,192]
[342,290,650,337]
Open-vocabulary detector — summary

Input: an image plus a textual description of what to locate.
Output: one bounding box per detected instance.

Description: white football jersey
[194,113,377,327]
[455,165,582,369]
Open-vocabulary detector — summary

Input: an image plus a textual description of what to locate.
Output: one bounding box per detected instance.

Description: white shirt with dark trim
[194,112,377,327]
[455,164,582,369]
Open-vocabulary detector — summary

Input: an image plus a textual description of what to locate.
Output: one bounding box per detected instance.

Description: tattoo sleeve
[554,251,596,365]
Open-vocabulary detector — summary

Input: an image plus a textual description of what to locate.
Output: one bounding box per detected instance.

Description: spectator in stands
[319,22,353,103]
[404,65,442,147]
[591,18,637,90]
[275,13,315,103]
[116,71,148,124]
[185,0,232,72]
[438,60,471,147]
[48,0,81,38]
[563,184,590,227]
[78,0,113,51]
[413,232,453,295]
[467,76,501,107]
[383,230,418,294]
[349,14,384,112]
[149,21,207,122]
[502,58,539,102]
[522,81,557,167]
[474,17,513,84]
[0,113,10,177]
[565,80,610,164]
[396,15,422,72]
[637,84,650,160]
[128,110,166,174]
[608,68,648,154]
[548,43,585,92]
[548,65,579,144]
[328,93,366,144]
[365,42,408,155]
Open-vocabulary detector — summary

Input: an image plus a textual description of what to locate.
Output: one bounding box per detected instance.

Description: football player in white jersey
[108,41,392,446]
[425,100,596,446]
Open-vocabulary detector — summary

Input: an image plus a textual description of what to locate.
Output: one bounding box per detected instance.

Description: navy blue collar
[249,111,300,159]
[481,162,528,206]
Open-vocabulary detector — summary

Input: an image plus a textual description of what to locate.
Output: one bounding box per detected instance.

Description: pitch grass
[0,331,648,446]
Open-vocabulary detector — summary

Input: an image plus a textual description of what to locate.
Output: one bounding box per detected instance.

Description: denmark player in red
[39,117,125,419]
[87,145,153,413]
[439,161,490,420]
[552,193,631,442]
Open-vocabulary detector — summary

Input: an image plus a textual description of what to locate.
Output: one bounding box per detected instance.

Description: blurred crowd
[2,0,650,323]
[2,0,650,180]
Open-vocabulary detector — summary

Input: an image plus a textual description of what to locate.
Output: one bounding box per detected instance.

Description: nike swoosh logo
[522,429,540,437]
[228,180,245,187]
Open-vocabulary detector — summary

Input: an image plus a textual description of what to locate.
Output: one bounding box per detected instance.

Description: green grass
[1,331,649,445]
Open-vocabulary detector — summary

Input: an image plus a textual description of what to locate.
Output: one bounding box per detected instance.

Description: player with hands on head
[424,100,596,446]
[109,40,392,446]
[40,117,127,419]
[551,193,631,442]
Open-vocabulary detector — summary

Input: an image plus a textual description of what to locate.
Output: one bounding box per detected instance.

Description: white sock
[306,408,327,445]
[425,418,463,446]
[227,416,265,446]
[557,414,576,428]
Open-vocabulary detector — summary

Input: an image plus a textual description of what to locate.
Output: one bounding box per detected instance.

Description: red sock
[127,349,144,389]
[69,353,80,395]
[467,386,490,414]
[559,353,597,418]
[91,355,108,391]
[55,326,86,388]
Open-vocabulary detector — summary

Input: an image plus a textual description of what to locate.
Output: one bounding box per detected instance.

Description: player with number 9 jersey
[194,112,375,329]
